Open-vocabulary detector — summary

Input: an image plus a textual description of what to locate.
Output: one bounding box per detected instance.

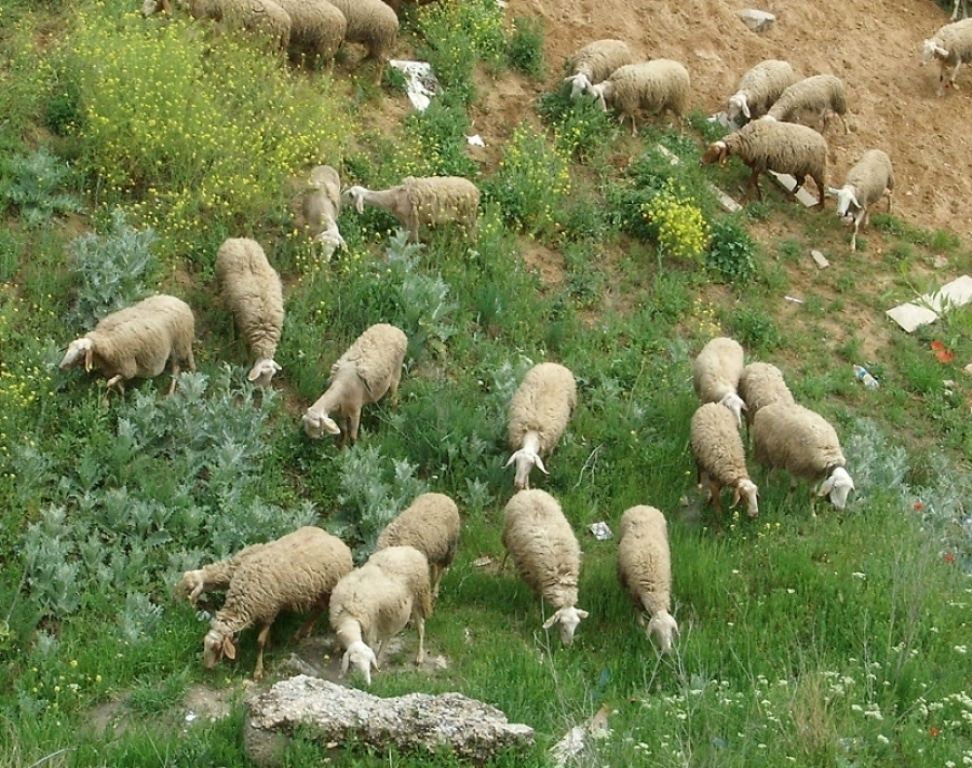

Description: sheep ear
[340,651,350,676]
[817,476,836,497]
[534,455,548,475]
[542,612,559,630]
[504,453,517,468]
[827,186,841,197]
[730,485,742,507]
[741,102,751,119]
[576,609,589,619]
[849,193,861,210]
[222,636,237,660]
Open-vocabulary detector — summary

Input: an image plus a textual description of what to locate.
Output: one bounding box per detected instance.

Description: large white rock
[736,9,776,32]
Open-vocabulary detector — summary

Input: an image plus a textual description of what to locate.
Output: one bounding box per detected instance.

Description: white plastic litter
[389,60,439,112]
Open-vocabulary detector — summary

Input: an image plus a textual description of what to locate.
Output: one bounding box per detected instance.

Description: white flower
[954,645,968,655]
[876,734,890,745]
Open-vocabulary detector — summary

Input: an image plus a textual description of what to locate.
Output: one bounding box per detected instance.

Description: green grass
[2,0,972,766]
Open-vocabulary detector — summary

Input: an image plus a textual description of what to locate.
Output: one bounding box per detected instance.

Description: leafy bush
[0,147,82,228]
[707,215,758,283]
[401,101,479,178]
[536,84,615,162]
[506,16,545,79]
[641,179,710,264]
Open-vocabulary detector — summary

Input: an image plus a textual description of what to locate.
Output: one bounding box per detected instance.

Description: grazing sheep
[564,39,634,98]
[179,542,268,604]
[752,402,855,510]
[738,361,795,427]
[376,492,461,600]
[579,59,691,136]
[330,545,433,685]
[502,489,588,646]
[726,59,798,126]
[765,74,849,134]
[922,18,972,95]
[202,526,353,680]
[143,0,292,51]
[343,176,480,244]
[214,237,285,387]
[59,294,196,402]
[301,164,346,260]
[700,117,829,208]
[505,362,577,490]
[326,0,398,83]
[827,149,894,252]
[691,336,747,427]
[274,0,346,68]
[616,505,678,653]
[689,402,760,526]
[302,323,407,446]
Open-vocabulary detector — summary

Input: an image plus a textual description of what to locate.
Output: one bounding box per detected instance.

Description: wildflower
[930,727,941,737]
[913,501,924,511]
[944,553,956,564]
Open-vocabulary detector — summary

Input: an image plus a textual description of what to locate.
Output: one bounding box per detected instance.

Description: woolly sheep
[726,59,798,126]
[827,149,894,252]
[179,542,267,604]
[505,362,577,490]
[738,361,795,427]
[329,545,433,685]
[691,336,746,427]
[326,0,398,83]
[302,323,407,446]
[700,117,829,208]
[502,489,588,646]
[752,402,855,510]
[274,0,347,68]
[564,39,634,98]
[214,237,285,387]
[922,18,972,95]
[580,59,691,137]
[143,0,292,51]
[59,294,196,402]
[376,492,461,600]
[343,176,480,244]
[202,526,353,680]
[689,402,760,525]
[616,505,678,653]
[301,164,346,260]
[765,74,849,134]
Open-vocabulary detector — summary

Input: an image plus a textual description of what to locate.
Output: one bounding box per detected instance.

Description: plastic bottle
[853,365,880,389]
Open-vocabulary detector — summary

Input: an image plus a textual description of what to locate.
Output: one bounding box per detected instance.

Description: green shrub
[0,147,82,228]
[707,215,758,283]
[536,84,615,162]
[506,16,545,79]
[401,101,479,178]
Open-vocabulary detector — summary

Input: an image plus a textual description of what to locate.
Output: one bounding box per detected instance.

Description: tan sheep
[302,323,407,446]
[326,0,398,83]
[827,149,894,252]
[616,505,678,653]
[143,0,292,51]
[691,336,746,427]
[564,39,634,98]
[766,74,849,134]
[738,361,795,428]
[922,18,972,95]
[274,0,346,68]
[580,59,691,136]
[726,59,798,126]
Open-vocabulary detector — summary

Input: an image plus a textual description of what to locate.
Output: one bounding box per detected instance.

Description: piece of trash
[784,295,804,304]
[185,711,198,724]
[472,556,494,568]
[589,521,613,540]
[388,59,439,112]
[466,134,485,147]
[853,364,880,389]
[549,705,611,767]
[811,250,829,269]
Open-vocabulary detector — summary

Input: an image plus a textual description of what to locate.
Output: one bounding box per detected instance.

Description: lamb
[302,323,407,446]
[922,18,972,96]
[142,0,292,51]
[214,237,285,387]
[300,164,346,260]
[376,492,461,600]
[765,74,849,134]
[505,362,577,490]
[689,402,760,526]
[329,545,433,685]
[325,0,398,83]
[700,117,829,208]
[751,402,855,510]
[201,526,353,680]
[691,336,747,428]
[578,59,691,137]
[616,505,679,653]
[726,59,798,126]
[563,39,634,98]
[738,361,795,427]
[274,0,347,68]
[59,294,196,402]
[343,176,480,244]
[502,489,588,646]
[827,149,894,252]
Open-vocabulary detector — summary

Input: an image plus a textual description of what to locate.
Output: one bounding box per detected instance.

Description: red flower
[944,553,956,564]
[931,341,955,364]
[913,501,924,511]
[929,727,940,737]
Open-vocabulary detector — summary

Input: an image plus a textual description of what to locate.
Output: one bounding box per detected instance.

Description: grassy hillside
[1,0,971,766]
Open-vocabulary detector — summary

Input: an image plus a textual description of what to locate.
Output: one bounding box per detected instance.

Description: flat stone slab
[244,676,535,766]
[886,275,972,332]
[768,170,820,207]
[655,144,742,213]
[736,9,776,32]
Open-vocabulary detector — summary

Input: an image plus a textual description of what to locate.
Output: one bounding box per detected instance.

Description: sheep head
[647,610,679,654]
[315,224,347,262]
[818,466,855,510]
[719,392,747,428]
[247,359,282,388]
[921,38,948,65]
[343,186,369,214]
[302,410,341,440]
[700,139,730,167]
[564,72,592,99]
[542,605,589,646]
[505,448,547,490]
[827,185,861,224]
[178,569,206,604]
[341,640,379,685]
[726,92,750,123]
[732,479,759,519]
[203,629,236,669]
[59,338,94,372]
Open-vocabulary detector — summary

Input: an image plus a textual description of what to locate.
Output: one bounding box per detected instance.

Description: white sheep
[616,505,678,653]
[143,0,292,51]
[214,237,285,387]
[765,74,849,134]
[579,59,691,137]
[505,362,577,490]
[502,489,588,646]
[376,492,461,600]
[922,18,972,95]
[301,164,346,260]
[326,0,398,83]
[59,294,196,402]
[737,361,795,427]
[343,176,480,244]
[329,545,433,685]
[691,336,747,428]
[827,149,894,252]
[726,59,798,126]
[689,402,760,525]
[202,526,353,680]
[302,323,407,446]
[563,39,634,98]
[274,0,346,68]
[752,402,855,510]
[700,117,829,209]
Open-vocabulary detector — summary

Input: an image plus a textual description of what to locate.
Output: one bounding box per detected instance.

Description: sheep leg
[414,616,426,665]
[708,479,724,532]
[744,169,763,202]
[253,621,274,681]
[885,188,893,214]
[950,61,963,90]
[431,565,443,602]
[294,596,329,641]
[347,408,362,446]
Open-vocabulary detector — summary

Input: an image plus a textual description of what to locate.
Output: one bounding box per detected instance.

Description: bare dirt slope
[488,0,972,242]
